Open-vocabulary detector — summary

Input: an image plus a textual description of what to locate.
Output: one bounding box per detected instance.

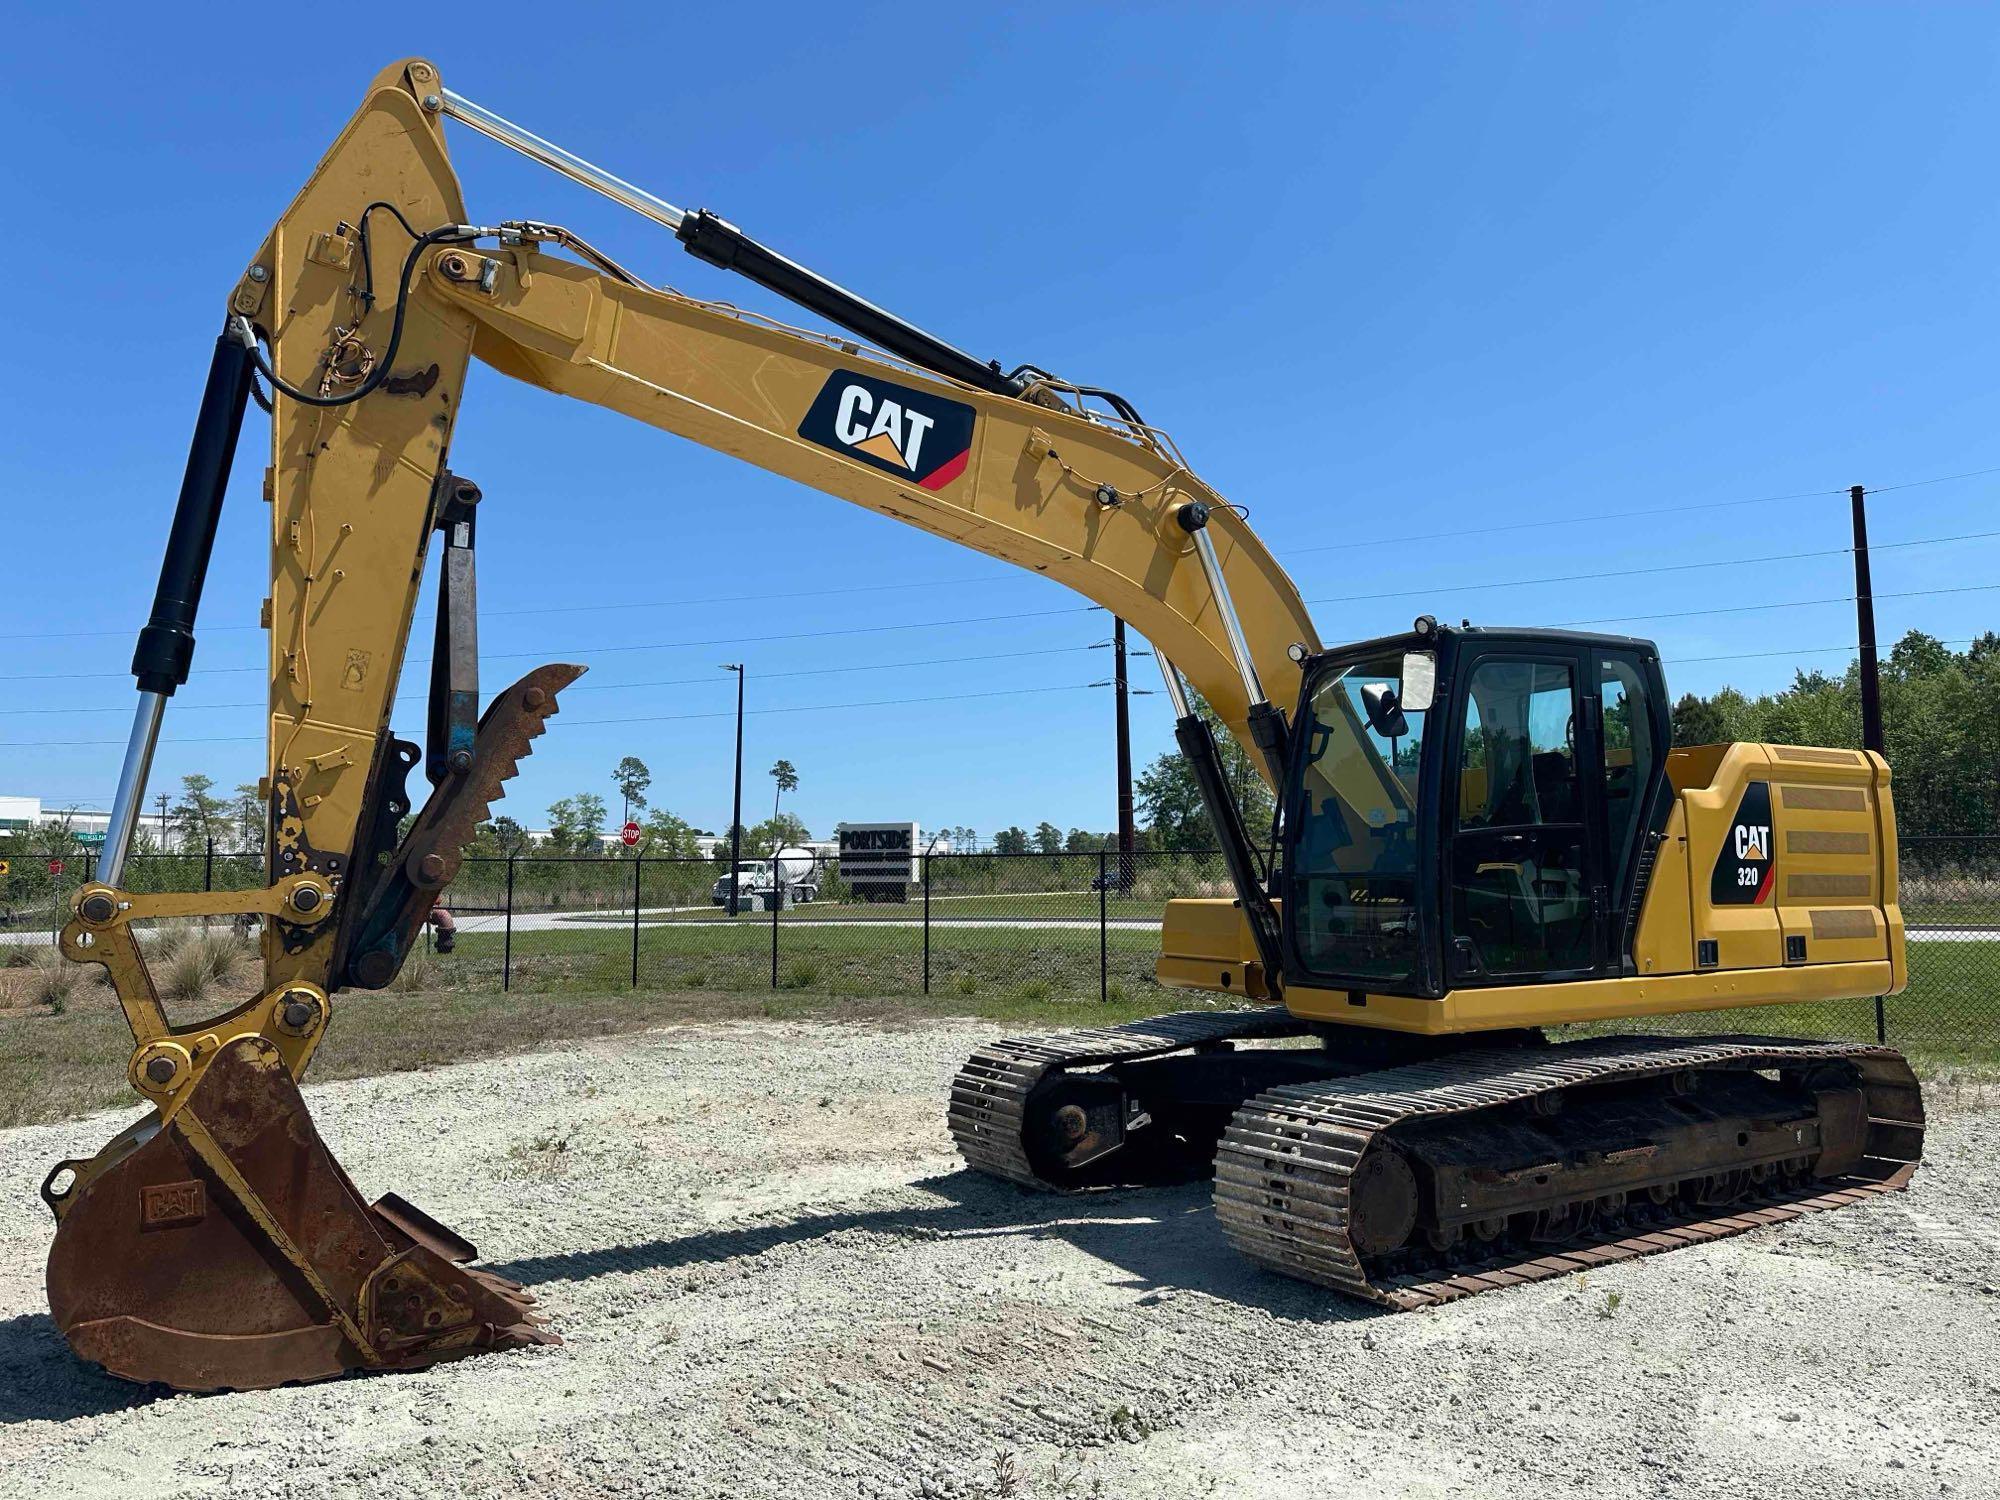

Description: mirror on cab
[1400,650,1437,713]
[1360,681,1409,740]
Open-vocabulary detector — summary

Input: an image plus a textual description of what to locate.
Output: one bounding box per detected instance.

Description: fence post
[923,853,932,995]
[204,836,215,893]
[769,849,780,989]
[502,853,516,992]
[1099,847,1109,1003]
[631,852,643,989]
[1874,995,1887,1045]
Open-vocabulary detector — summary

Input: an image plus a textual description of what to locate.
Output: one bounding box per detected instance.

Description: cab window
[1599,654,1657,897]
[1288,650,1427,983]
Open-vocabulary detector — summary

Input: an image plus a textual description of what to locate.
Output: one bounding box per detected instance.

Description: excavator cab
[1281,621,1669,1000]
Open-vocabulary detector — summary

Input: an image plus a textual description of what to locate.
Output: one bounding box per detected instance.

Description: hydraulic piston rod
[101,325,256,882]
[437,88,688,233]
[1175,502,1291,783]
[435,85,1023,397]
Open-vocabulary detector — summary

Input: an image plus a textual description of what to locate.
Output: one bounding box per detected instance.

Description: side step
[1214,1034,1924,1309]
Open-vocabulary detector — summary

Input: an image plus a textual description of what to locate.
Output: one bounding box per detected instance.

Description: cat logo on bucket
[799,371,975,490]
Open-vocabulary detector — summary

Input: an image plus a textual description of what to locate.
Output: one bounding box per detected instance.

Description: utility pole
[721,663,745,916]
[156,792,170,850]
[1851,485,1888,1047]
[1113,617,1135,890]
[1850,485,1884,755]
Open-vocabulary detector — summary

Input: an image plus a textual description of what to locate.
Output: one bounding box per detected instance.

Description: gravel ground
[0,1018,1996,1500]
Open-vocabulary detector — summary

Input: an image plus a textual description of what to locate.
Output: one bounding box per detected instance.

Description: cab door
[1590,645,1669,965]
[1443,644,1610,984]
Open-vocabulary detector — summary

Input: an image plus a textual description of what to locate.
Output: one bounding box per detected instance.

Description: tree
[612,756,652,823]
[1663,630,2000,833]
[747,812,810,851]
[171,774,228,852]
[993,826,1030,855]
[641,806,702,858]
[489,814,527,851]
[1134,693,1272,850]
[1670,691,1728,749]
[571,793,608,852]
[1064,827,1104,853]
[544,797,577,851]
[231,782,265,853]
[769,759,799,821]
[1033,821,1063,855]
[546,793,608,853]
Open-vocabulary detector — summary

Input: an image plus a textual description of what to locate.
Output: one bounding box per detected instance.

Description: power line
[1664,637,1977,666]
[0,570,1039,643]
[6,513,1994,689]
[0,682,1104,749]
[1307,527,2000,608]
[1,644,1101,717]
[1554,582,2000,630]
[1863,465,2000,494]
[1285,465,2000,556]
[5,462,1998,646]
[0,605,1103,682]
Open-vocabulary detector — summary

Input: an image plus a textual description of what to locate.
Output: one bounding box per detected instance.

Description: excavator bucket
[44,1033,555,1392]
[43,666,582,1391]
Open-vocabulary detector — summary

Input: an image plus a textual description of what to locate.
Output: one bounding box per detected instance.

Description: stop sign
[620,821,642,848]
[47,859,64,876]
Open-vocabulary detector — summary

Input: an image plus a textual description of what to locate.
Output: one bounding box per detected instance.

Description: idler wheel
[1348,1148,1419,1258]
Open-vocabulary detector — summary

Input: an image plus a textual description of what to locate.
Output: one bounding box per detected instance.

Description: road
[3,888,1993,944]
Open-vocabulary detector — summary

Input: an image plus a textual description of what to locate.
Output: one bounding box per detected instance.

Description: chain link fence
[3,840,1992,1060]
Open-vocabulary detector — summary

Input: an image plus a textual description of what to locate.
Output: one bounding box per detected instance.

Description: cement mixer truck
[711,847,819,911]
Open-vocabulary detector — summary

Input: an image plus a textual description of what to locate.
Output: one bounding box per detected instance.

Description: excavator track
[1214,1034,1923,1309]
[949,1007,1307,1189]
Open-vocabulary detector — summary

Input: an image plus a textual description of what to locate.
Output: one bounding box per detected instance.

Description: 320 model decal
[1710,780,1775,905]
[799,371,976,490]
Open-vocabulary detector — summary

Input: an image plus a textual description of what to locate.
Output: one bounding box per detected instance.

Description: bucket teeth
[340,663,586,989]
[403,662,585,886]
[45,1035,558,1392]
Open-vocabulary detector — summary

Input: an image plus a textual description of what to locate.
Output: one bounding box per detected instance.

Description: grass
[0,974,1182,1131]
[1560,941,1997,1067]
[426,918,1162,1006]
[155,927,254,1010]
[1,918,1989,1132]
[557,889,1139,925]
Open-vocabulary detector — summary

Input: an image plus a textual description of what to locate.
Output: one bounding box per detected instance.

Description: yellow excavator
[43,59,1922,1391]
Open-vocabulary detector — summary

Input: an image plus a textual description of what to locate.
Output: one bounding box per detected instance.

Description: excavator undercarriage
[949,1013,1921,1309]
[41,58,1923,1393]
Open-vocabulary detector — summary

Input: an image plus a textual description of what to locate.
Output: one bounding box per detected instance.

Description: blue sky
[3,6,1997,842]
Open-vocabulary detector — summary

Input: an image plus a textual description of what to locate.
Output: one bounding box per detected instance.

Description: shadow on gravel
[488,1170,1387,1325]
[0,1313,160,1425]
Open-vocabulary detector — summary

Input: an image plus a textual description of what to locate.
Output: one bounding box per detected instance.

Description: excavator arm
[42,58,1319,1391]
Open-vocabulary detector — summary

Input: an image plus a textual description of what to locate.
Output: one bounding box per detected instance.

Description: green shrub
[157,926,251,1009]
[27,947,83,1013]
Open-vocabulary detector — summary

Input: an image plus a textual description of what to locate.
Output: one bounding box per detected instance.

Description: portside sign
[799,372,975,491]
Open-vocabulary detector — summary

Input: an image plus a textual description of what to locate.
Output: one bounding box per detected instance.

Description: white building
[0,796,113,843]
